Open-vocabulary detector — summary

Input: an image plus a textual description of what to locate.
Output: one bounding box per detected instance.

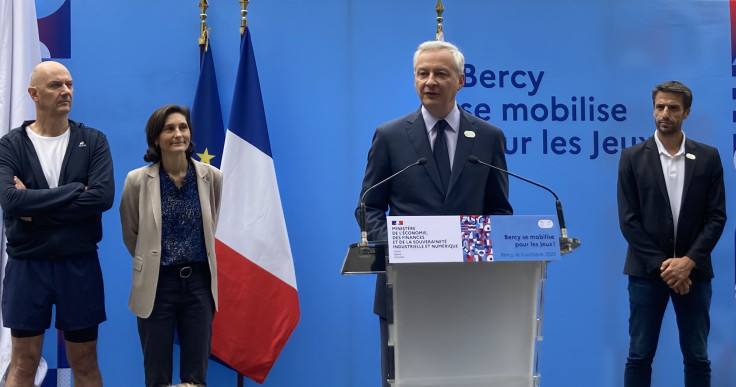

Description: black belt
[160,262,207,279]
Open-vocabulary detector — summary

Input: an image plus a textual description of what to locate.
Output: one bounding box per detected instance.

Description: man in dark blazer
[356,41,512,387]
[617,81,726,387]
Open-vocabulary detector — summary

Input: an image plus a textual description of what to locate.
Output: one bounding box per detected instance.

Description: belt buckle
[179,266,192,279]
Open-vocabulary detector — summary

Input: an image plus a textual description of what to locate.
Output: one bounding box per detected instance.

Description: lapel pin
[464,131,476,138]
[686,153,695,160]
[78,141,87,148]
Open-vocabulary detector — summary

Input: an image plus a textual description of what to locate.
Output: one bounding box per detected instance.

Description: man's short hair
[29,68,39,87]
[143,104,195,163]
[652,81,693,111]
[413,41,465,77]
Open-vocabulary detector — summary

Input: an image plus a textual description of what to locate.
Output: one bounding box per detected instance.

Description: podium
[343,215,572,387]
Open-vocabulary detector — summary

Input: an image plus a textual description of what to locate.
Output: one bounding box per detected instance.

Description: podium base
[392,374,537,387]
[389,261,543,387]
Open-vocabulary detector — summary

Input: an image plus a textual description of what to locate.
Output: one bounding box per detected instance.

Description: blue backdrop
[31,0,736,386]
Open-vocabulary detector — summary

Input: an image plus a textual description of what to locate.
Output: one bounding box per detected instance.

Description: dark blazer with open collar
[617,136,726,282]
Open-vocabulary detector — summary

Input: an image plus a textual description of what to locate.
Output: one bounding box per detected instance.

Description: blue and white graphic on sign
[489,215,561,261]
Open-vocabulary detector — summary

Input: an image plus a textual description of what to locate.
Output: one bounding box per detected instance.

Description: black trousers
[138,263,214,387]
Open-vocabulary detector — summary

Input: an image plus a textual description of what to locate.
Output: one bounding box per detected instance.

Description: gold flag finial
[435,0,445,41]
[239,0,250,35]
[198,0,210,50]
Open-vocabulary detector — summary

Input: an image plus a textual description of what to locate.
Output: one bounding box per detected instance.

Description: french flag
[211,26,300,383]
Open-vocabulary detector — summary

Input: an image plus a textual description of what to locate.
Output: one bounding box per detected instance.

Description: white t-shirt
[25,126,71,188]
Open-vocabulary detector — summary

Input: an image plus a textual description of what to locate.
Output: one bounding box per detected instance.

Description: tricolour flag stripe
[221,27,271,157]
[211,25,299,384]
[216,132,296,287]
[213,240,299,379]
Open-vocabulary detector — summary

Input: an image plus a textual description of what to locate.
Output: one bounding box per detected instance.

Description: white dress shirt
[653,131,686,240]
[422,104,461,169]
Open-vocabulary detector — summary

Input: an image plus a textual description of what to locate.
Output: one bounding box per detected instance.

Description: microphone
[342,158,428,274]
[359,158,427,246]
[467,155,580,255]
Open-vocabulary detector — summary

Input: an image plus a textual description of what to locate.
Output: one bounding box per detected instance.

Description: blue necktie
[433,119,451,193]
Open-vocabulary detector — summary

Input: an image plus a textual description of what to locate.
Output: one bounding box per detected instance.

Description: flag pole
[198,0,210,59]
[196,1,236,384]
[239,0,250,35]
[235,1,247,384]
[435,0,445,41]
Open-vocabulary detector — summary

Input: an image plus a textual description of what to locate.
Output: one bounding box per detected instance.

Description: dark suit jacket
[356,107,513,316]
[617,136,726,282]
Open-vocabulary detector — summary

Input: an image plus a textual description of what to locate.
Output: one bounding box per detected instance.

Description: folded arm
[0,138,84,216]
[31,132,115,225]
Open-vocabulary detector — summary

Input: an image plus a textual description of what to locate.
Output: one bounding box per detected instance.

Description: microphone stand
[358,158,427,246]
[468,156,580,255]
[341,158,427,274]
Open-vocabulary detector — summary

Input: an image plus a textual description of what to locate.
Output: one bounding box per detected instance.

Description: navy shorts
[2,253,106,332]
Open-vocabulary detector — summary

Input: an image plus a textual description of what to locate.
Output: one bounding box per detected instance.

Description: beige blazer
[119,160,222,318]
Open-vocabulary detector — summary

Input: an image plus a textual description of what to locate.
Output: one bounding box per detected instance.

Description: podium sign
[387,215,561,263]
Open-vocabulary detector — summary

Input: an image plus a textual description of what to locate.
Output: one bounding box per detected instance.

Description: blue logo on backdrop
[36,0,71,59]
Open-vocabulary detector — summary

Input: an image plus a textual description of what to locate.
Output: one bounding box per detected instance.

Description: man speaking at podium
[617,81,726,387]
[355,41,513,386]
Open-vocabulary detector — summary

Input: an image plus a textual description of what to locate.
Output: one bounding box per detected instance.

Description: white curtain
[0,0,43,385]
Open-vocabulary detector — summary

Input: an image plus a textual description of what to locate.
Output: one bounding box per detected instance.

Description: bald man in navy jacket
[0,61,113,387]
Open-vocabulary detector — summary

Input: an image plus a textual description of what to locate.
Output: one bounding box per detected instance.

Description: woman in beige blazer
[119,104,222,387]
